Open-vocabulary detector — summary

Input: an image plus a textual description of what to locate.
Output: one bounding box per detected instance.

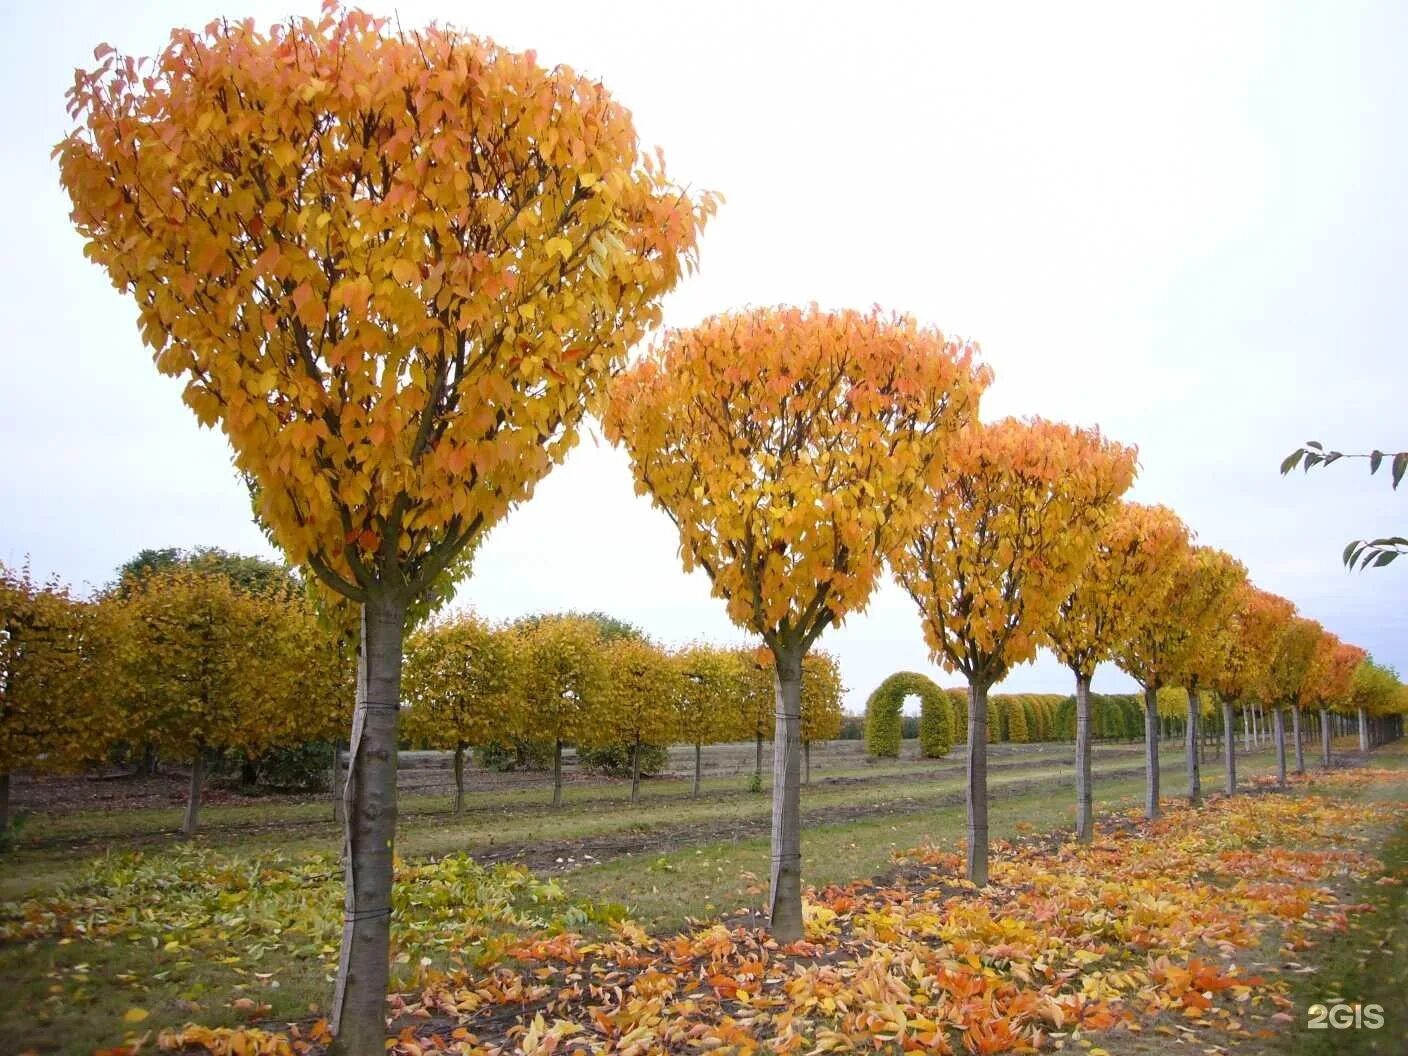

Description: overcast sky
[3,2,1404,713]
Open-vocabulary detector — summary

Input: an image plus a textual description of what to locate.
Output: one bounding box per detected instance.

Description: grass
[0,737,1378,1055]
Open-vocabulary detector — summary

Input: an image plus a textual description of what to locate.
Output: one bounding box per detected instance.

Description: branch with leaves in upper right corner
[1281,441,1405,569]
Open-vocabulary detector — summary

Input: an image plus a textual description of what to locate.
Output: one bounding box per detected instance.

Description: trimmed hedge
[865,672,954,758]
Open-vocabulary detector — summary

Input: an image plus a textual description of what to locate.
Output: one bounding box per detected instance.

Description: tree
[1160,548,1246,805]
[116,547,296,596]
[1306,637,1365,768]
[798,652,844,784]
[106,569,301,836]
[0,565,113,834]
[402,613,516,814]
[58,9,713,1046]
[1207,587,1295,794]
[605,306,987,938]
[597,637,679,802]
[514,615,609,809]
[1263,616,1320,788]
[674,645,738,797]
[1110,534,1233,822]
[1350,658,1400,751]
[893,417,1135,883]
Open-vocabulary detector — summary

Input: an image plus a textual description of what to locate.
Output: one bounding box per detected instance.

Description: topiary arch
[865,672,954,758]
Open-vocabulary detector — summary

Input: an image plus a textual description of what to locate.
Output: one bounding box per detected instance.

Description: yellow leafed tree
[892,417,1136,883]
[402,613,517,814]
[57,7,713,1045]
[1044,502,1187,841]
[605,305,988,938]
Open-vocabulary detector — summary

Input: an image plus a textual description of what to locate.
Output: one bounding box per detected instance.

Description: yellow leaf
[123,1007,150,1023]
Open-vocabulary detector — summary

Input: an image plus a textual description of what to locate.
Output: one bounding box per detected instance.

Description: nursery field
[4,738,1405,1055]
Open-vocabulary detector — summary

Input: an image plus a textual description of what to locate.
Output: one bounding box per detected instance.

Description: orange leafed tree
[1305,636,1366,768]
[891,417,1136,884]
[1160,547,1247,806]
[56,7,713,1049]
[1044,502,1186,842]
[1207,587,1295,794]
[1263,615,1321,787]
[604,305,988,939]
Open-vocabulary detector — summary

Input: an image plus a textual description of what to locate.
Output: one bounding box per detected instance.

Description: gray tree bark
[1291,706,1304,774]
[452,743,466,815]
[330,594,406,1055]
[1320,708,1332,768]
[1074,672,1094,844]
[630,736,642,803]
[183,751,205,838]
[1185,684,1202,805]
[1273,706,1287,788]
[552,738,564,809]
[692,742,702,798]
[766,640,804,941]
[804,741,811,785]
[1143,686,1160,820]
[1358,707,1369,752]
[967,680,991,884]
[1222,698,1237,794]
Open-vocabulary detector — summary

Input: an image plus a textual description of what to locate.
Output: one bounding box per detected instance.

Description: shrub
[576,742,668,778]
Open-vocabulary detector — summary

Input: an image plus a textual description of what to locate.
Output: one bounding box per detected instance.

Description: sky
[3,2,1405,714]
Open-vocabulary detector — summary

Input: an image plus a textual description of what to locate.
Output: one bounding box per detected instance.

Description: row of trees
[0,553,353,835]
[55,8,1402,1048]
[404,612,843,810]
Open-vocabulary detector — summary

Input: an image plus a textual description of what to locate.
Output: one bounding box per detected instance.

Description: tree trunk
[331,742,345,822]
[630,736,642,803]
[1185,683,1201,806]
[1291,706,1304,774]
[1143,686,1160,820]
[183,751,205,838]
[693,741,702,798]
[804,740,812,785]
[1273,707,1287,788]
[1222,698,1237,794]
[1242,707,1251,752]
[1074,672,1094,844]
[755,732,764,787]
[1358,707,1368,752]
[239,757,259,789]
[766,640,804,942]
[330,593,406,1054]
[0,772,10,834]
[1321,708,1332,768]
[552,738,564,809]
[967,680,991,885]
[452,743,465,815]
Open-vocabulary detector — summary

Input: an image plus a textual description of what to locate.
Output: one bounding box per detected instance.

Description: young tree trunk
[239,756,259,789]
[967,679,991,885]
[1321,708,1332,768]
[183,751,205,838]
[0,772,10,834]
[804,740,812,785]
[1242,707,1251,752]
[452,743,466,815]
[1358,707,1368,752]
[331,742,344,822]
[766,640,804,942]
[330,593,406,1054]
[755,732,764,787]
[1185,684,1202,805]
[552,738,564,809]
[1143,686,1160,820]
[1223,698,1237,794]
[1074,672,1094,844]
[1291,706,1305,774]
[1273,707,1287,788]
[693,741,702,798]
[630,736,642,803]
